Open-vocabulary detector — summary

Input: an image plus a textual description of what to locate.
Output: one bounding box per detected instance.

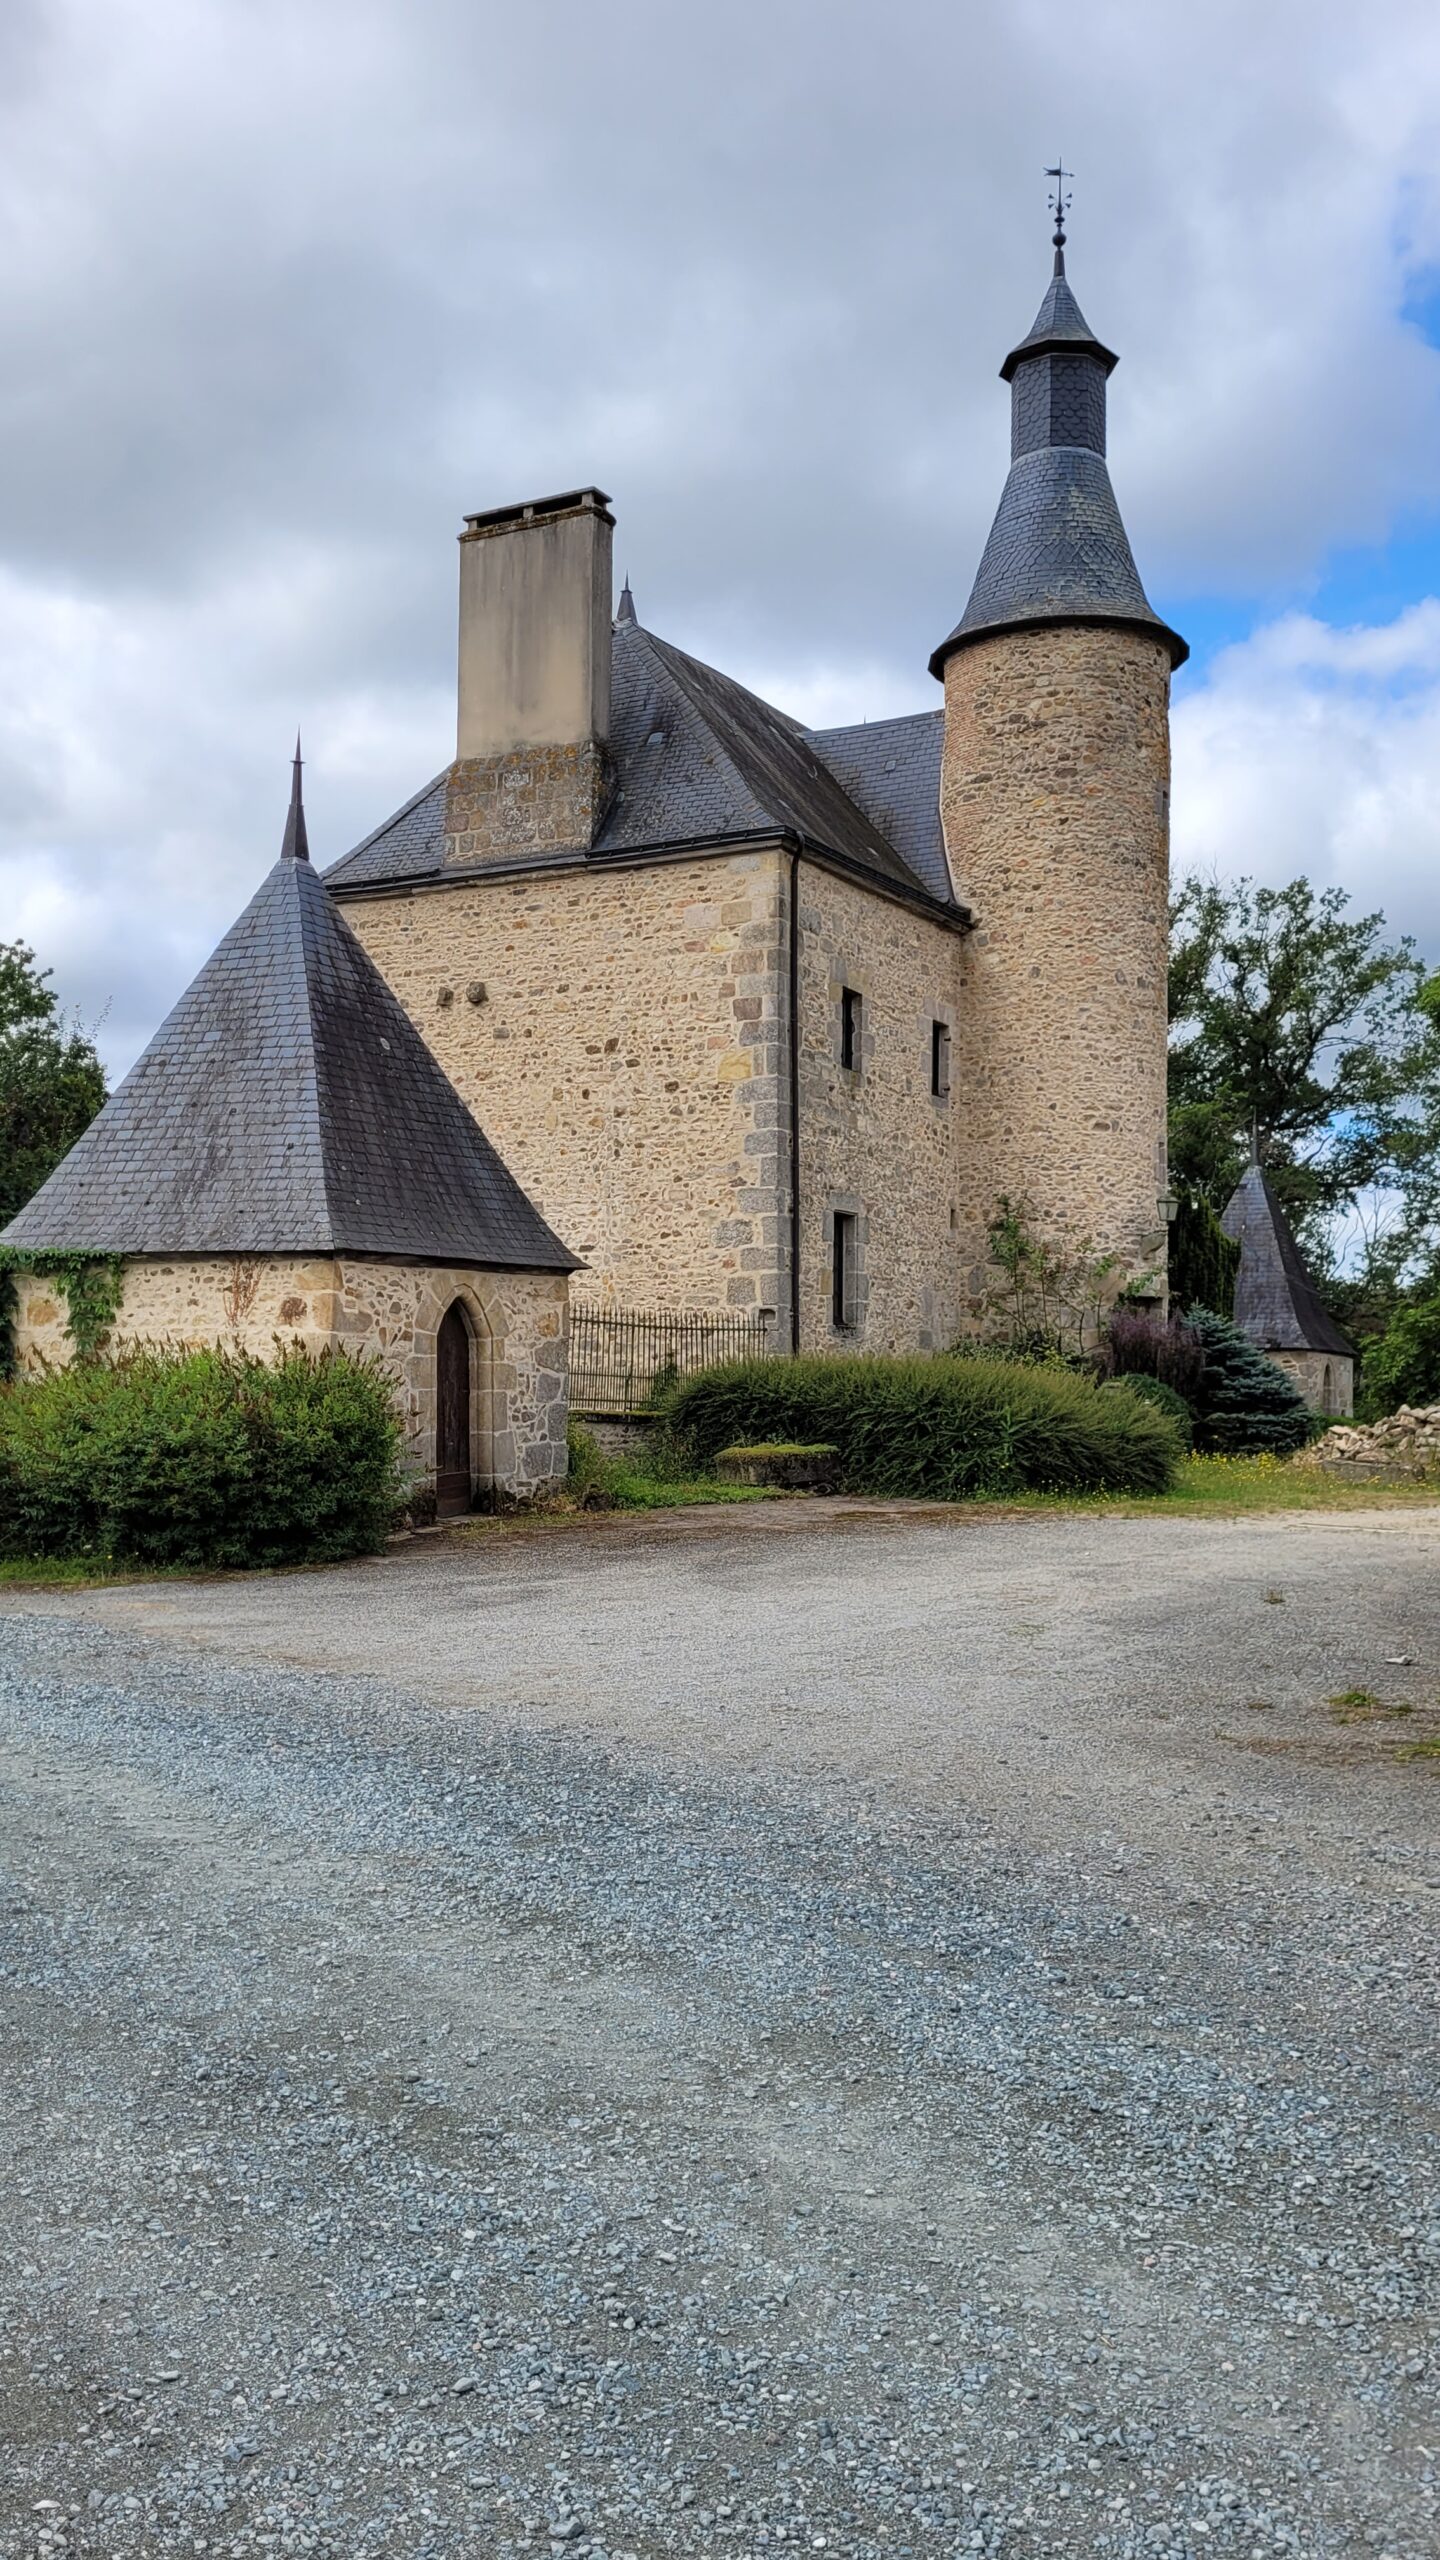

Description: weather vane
[1045,160,1073,253]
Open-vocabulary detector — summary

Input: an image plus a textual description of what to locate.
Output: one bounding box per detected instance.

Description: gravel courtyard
[1,1504,1437,2560]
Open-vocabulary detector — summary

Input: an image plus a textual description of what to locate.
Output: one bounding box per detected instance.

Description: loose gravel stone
[0,1510,1436,2558]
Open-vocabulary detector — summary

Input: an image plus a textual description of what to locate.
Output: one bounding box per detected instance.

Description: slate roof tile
[1219,1164,1353,1360]
[2,822,577,1271]
[325,617,959,913]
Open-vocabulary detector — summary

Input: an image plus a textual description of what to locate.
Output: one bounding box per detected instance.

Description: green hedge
[1102,1371,1194,1451]
[667,1353,1180,1499]
[0,1344,404,1567]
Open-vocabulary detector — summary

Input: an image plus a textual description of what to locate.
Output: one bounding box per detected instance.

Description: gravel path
[1,1506,1437,2560]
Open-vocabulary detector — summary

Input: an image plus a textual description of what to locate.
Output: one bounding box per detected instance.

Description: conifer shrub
[666,1353,1180,1499]
[1185,1308,1310,1456]
[0,1343,404,1566]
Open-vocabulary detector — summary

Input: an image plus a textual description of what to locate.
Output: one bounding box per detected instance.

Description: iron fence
[570,1306,775,1416]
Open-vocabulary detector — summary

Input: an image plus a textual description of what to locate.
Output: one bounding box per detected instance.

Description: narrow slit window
[931,1019,951,1098]
[832,1211,856,1331]
[840,986,862,1072]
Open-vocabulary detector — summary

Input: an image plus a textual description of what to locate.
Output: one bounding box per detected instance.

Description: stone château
[4,223,1209,1504]
[327,229,1187,1356]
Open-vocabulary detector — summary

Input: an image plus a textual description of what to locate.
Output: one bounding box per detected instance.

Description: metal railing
[570,1306,774,1416]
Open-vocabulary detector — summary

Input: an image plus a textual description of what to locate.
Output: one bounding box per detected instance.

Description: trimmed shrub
[1186,1309,1310,1456]
[0,1343,404,1566]
[1102,1372,1194,1451]
[667,1353,1180,1499]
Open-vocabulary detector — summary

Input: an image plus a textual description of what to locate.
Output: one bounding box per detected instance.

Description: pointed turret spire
[616,577,637,626]
[929,214,1186,678]
[280,733,310,863]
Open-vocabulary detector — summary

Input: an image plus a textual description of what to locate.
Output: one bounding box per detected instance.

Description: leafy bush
[0,1344,404,1566]
[667,1353,1180,1500]
[1185,1308,1310,1456]
[1099,1308,1205,1402]
[1102,1373,1194,1451]
[1357,1284,1440,1416]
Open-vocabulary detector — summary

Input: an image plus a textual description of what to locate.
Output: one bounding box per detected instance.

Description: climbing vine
[0,1247,125,1379]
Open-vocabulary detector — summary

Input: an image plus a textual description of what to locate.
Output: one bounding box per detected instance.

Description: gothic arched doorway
[435,1300,474,1516]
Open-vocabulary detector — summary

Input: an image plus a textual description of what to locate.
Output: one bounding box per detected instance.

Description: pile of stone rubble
[1296,1402,1440,1474]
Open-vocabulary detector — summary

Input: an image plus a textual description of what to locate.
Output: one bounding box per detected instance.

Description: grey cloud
[2,0,1440,1071]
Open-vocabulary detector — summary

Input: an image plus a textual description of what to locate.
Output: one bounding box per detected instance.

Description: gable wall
[339,852,789,1321]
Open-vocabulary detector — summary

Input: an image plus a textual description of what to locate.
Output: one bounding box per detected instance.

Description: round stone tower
[933,221,1187,1309]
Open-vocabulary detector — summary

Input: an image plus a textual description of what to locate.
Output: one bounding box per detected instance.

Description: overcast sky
[4,0,1440,1073]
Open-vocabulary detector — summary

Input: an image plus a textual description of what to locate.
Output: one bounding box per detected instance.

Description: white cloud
[5,0,1440,1068]
[1172,602,1440,955]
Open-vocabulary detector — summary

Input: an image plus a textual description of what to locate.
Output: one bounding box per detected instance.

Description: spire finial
[617,576,636,627]
[1045,159,1073,272]
[281,730,310,864]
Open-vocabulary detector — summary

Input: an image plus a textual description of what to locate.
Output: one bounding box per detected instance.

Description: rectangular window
[931,1019,951,1099]
[831,1211,856,1331]
[840,986,862,1072]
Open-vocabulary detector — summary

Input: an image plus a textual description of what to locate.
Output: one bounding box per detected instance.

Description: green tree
[0,943,107,1228]
[1168,875,1440,1288]
[1358,1281,1440,1416]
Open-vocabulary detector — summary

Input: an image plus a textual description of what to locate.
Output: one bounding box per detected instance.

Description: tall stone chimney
[445,486,615,865]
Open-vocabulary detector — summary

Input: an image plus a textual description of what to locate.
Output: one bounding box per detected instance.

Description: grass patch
[1328,1688,1414,1724]
[564,1420,782,1513]
[1396,1734,1440,1763]
[1004,1453,1440,1517]
[0,1554,200,1589]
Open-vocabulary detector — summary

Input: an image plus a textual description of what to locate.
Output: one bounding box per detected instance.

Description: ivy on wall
[0,1248,125,1380]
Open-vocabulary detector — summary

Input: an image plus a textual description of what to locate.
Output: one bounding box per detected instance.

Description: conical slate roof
[1000,262,1117,378]
[930,249,1186,676]
[2,765,578,1271]
[1219,1164,1352,1360]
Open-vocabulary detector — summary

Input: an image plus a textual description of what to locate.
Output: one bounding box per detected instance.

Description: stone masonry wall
[9,1255,569,1498]
[444,744,610,866]
[340,852,788,1321]
[795,865,964,1352]
[942,623,1173,1305]
[1266,1347,1354,1419]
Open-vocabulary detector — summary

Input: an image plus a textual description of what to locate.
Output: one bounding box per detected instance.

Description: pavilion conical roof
[1219,1163,1352,1359]
[1,770,578,1271]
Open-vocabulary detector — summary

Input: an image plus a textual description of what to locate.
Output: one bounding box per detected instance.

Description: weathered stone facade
[796,865,962,1352]
[942,623,1173,1299]
[1266,1348,1354,1418]
[343,851,790,1322]
[9,1256,569,1498]
[343,846,980,1353]
[444,742,611,866]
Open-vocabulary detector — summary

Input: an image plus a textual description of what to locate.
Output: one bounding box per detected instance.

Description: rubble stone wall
[941,622,1173,1303]
[794,865,963,1352]
[8,1254,569,1498]
[340,851,788,1321]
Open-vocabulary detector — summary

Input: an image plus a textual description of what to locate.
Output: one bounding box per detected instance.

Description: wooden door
[435,1302,472,1516]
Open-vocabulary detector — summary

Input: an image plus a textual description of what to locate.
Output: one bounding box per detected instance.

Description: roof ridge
[638,627,931,897]
[620,624,778,832]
